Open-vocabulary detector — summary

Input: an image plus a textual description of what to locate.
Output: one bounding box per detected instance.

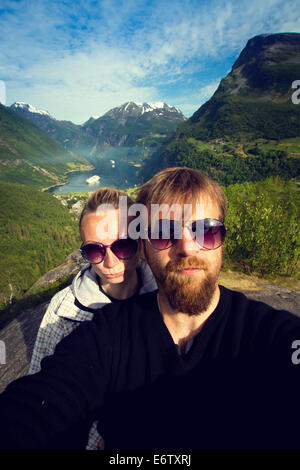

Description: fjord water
[48,158,140,194]
[48,171,113,193]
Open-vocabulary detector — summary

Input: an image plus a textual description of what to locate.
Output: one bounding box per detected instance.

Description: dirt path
[0,273,299,393]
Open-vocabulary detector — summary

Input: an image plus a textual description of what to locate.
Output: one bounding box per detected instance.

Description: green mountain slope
[10,102,96,159]
[0,104,93,189]
[0,181,81,313]
[140,33,300,184]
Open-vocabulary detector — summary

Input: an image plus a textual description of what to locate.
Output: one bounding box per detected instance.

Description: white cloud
[176,80,221,118]
[0,0,299,123]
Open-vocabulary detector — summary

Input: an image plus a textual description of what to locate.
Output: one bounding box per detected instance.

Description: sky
[0,0,299,124]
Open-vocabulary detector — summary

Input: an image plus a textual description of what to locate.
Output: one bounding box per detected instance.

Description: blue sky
[0,0,299,123]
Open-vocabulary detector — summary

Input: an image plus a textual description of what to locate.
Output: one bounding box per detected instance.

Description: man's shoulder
[220,285,300,345]
[222,284,298,318]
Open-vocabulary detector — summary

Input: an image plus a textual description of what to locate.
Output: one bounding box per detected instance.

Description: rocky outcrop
[25,249,88,297]
[0,249,88,393]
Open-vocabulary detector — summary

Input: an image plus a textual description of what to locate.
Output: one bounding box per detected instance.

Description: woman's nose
[102,247,119,268]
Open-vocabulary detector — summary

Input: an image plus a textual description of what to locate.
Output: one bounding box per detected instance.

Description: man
[0,167,300,450]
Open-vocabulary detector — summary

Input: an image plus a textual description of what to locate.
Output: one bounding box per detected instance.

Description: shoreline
[42,164,95,192]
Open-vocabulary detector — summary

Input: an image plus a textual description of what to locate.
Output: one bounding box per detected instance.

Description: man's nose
[102,247,119,268]
[174,227,203,256]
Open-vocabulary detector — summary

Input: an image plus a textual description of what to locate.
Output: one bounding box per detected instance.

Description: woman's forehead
[81,209,122,242]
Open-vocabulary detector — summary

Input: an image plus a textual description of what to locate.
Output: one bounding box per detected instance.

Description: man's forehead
[148,196,220,221]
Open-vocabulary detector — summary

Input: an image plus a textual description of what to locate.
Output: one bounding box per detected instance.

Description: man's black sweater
[1,286,300,450]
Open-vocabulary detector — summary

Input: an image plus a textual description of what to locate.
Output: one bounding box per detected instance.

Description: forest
[163,138,300,185]
[0,181,80,312]
[223,177,299,278]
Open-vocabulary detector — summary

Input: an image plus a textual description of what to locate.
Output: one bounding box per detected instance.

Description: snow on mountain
[11,101,184,125]
[105,101,185,120]
[146,102,165,109]
[127,101,179,114]
[12,102,52,117]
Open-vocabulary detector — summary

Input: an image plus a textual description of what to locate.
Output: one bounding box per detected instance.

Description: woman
[28,187,157,449]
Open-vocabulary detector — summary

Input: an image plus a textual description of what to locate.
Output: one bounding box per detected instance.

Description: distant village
[52,183,139,218]
[53,193,90,216]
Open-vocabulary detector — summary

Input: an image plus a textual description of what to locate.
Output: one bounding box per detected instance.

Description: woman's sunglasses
[80,238,138,264]
[148,218,226,251]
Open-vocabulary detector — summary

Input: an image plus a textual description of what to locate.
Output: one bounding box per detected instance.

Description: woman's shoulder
[47,284,75,311]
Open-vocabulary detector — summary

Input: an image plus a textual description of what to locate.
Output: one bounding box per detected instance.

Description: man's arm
[0,316,110,449]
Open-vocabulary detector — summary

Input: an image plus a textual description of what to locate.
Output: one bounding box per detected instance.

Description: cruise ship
[86,175,100,185]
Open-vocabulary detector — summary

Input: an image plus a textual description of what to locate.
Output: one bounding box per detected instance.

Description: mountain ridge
[0,104,93,189]
[101,101,185,121]
[12,100,185,125]
[82,101,185,151]
[188,32,300,135]
[11,100,186,185]
[11,100,185,156]
[140,32,300,183]
[10,101,94,160]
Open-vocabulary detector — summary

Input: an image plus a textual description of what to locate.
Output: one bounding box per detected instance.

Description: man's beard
[155,256,221,316]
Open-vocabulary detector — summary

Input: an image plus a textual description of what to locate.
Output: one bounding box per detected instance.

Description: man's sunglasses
[148,218,226,251]
[80,238,138,264]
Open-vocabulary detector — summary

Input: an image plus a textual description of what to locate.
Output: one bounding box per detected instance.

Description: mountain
[141,33,300,184]
[184,33,300,140]
[10,102,94,159]
[81,101,186,183]
[0,104,93,189]
[98,101,184,124]
[83,116,100,126]
[12,101,185,160]
[83,101,185,148]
